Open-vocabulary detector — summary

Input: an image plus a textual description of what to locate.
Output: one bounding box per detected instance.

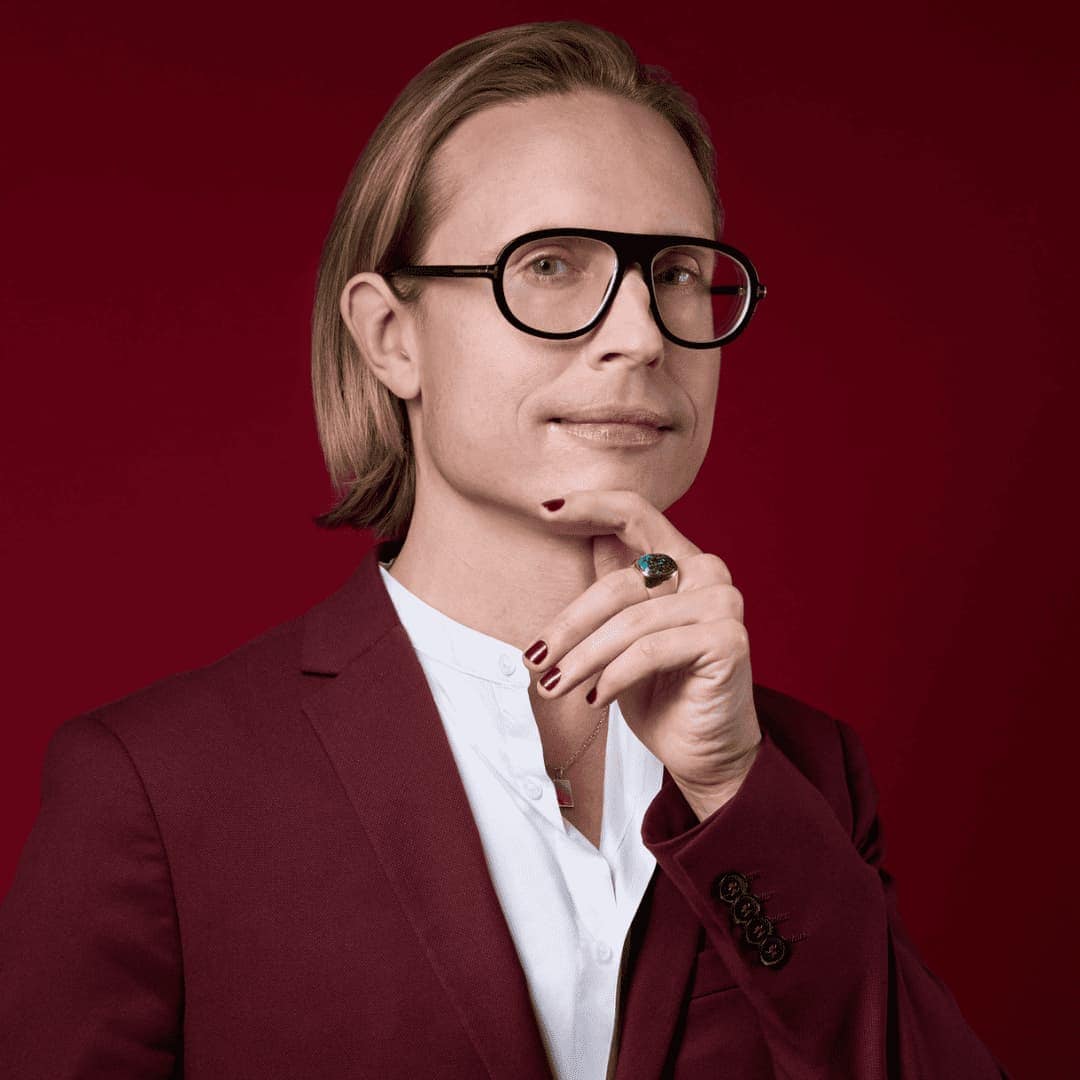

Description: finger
[590,618,752,715]
[539,490,703,574]
[530,584,746,698]
[524,555,736,682]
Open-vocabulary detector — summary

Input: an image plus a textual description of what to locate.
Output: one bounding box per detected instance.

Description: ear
[339,272,421,400]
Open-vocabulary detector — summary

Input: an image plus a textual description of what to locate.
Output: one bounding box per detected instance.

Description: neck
[385,486,603,655]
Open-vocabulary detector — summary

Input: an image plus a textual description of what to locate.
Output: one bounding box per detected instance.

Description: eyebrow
[477,244,502,261]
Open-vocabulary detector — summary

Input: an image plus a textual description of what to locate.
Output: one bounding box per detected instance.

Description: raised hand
[523,490,762,821]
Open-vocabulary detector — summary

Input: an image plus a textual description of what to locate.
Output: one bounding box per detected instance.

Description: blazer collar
[299,538,407,676]
[298,539,553,1079]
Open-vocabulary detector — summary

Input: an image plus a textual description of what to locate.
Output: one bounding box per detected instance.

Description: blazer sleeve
[0,714,183,1077]
[641,719,1008,1080]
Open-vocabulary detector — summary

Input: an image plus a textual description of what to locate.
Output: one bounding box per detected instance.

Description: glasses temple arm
[710,284,768,298]
[391,265,497,279]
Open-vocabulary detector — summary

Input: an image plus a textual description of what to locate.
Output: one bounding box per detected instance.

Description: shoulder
[55,612,308,764]
[49,552,375,760]
[45,550,395,783]
[72,543,391,730]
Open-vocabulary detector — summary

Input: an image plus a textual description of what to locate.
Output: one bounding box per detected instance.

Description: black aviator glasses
[391,228,767,349]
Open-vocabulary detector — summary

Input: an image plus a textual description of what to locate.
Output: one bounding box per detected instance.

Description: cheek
[692,383,719,451]
[416,306,539,456]
[672,357,720,443]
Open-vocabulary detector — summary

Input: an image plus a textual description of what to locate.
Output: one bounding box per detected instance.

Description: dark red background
[2,1,1075,1074]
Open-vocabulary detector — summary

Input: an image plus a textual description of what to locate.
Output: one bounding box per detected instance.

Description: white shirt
[377,560,664,1080]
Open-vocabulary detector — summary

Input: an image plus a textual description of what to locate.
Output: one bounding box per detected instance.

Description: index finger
[540,489,703,579]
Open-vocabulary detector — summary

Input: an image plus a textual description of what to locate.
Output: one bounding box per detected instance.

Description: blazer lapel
[300,540,551,1080]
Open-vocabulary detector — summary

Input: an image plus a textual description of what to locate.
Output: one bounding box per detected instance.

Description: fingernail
[524,639,548,665]
[541,498,565,511]
[585,687,597,704]
[539,666,561,691]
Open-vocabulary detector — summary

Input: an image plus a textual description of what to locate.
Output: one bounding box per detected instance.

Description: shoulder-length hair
[311,20,722,539]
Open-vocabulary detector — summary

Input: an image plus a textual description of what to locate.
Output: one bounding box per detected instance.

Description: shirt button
[593,941,613,963]
[498,653,517,677]
[522,777,544,800]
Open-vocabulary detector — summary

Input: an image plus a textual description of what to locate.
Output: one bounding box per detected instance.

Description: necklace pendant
[552,774,574,809]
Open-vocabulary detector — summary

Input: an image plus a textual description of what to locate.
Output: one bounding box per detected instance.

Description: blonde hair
[311,20,722,537]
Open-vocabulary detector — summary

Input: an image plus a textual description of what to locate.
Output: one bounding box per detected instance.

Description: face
[400,90,720,525]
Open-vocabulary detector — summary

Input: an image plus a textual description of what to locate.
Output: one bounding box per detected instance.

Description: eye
[528,254,571,278]
[506,238,605,288]
[655,262,701,287]
[654,246,711,290]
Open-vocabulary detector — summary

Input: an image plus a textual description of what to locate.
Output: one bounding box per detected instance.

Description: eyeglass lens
[501,236,750,344]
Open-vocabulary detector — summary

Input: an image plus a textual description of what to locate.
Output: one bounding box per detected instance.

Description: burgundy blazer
[0,539,1007,1078]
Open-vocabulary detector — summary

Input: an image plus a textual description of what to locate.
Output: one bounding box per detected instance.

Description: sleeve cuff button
[732,893,763,925]
[744,915,773,947]
[759,935,789,968]
[714,870,751,903]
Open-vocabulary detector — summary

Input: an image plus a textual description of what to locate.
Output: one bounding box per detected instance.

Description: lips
[549,408,672,429]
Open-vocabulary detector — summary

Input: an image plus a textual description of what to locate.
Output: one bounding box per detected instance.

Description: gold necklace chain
[546,703,609,778]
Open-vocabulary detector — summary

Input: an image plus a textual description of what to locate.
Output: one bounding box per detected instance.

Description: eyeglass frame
[389,227,768,349]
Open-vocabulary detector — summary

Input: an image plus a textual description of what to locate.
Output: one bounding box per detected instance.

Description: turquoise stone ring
[634,553,679,589]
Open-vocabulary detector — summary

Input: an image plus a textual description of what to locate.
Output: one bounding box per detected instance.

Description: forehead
[424,91,716,260]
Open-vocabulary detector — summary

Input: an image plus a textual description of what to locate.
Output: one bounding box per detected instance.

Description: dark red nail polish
[524,639,548,665]
[541,498,565,511]
[539,666,561,691]
[586,687,597,704]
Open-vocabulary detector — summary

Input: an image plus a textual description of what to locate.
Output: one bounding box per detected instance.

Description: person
[0,20,1008,1080]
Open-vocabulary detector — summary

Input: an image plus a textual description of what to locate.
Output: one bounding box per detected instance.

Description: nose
[590,262,665,364]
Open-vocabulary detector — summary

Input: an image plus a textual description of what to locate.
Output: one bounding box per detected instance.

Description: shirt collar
[378,562,532,689]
